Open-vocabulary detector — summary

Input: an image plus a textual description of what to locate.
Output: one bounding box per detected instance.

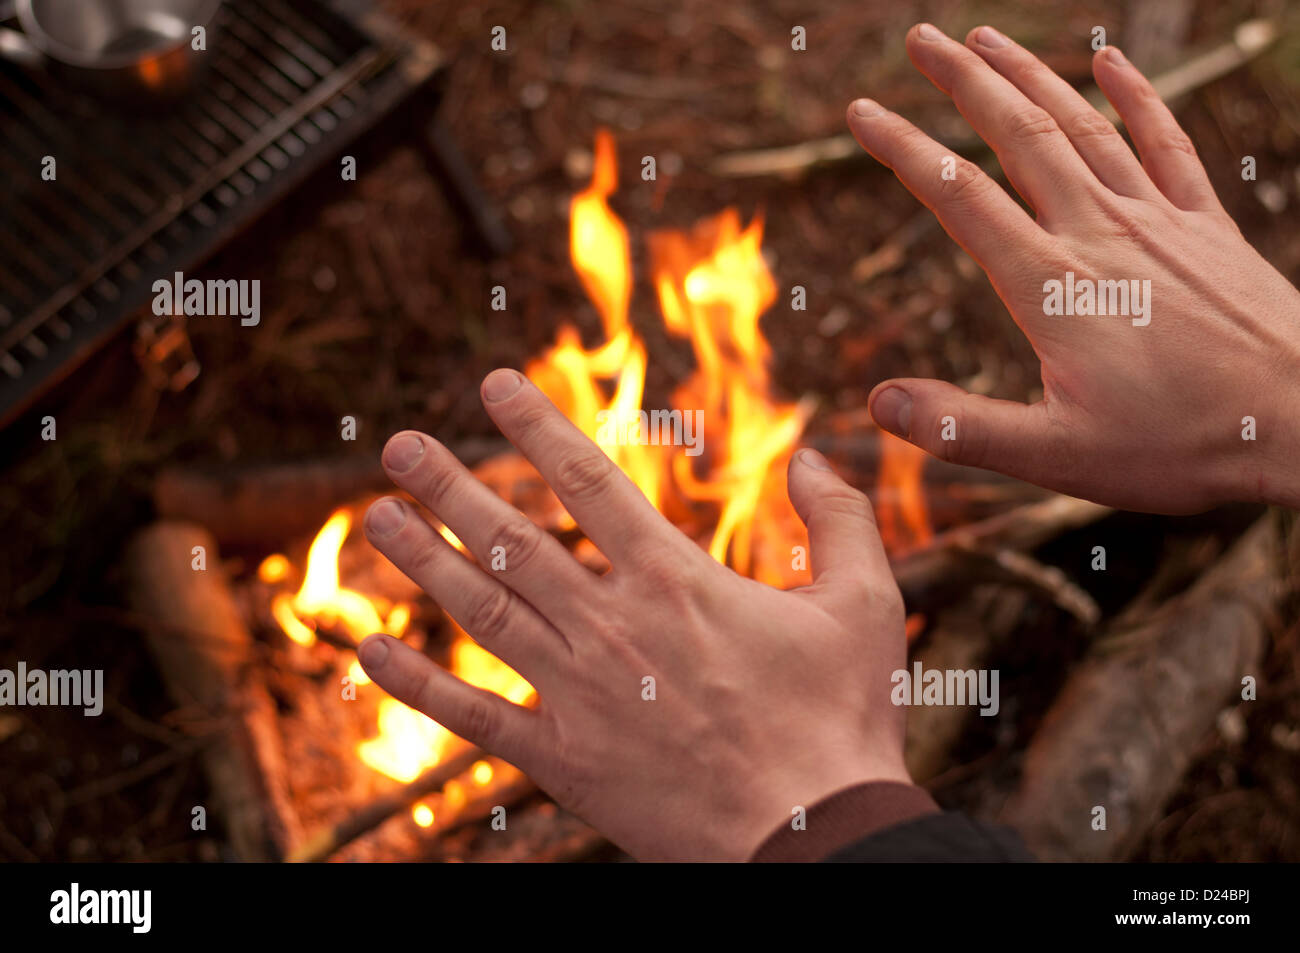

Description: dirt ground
[1,0,1298,861]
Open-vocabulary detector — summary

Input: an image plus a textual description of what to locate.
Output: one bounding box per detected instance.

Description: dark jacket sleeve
[749,781,1035,862]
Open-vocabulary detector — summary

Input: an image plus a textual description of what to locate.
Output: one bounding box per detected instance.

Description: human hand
[847,24,1300,513]
[357,369,910,861]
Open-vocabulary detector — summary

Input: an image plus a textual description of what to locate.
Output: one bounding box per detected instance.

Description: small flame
[875,432,933,551]
[267,511,535,785]
[358,697,455,783]
[265,509,414,687]
[295,511,386,638]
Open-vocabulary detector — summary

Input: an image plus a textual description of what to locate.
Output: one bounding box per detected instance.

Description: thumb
[786,448,894,603]
[868,378,1069,485]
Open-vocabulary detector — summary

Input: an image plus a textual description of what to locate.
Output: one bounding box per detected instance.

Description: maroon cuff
[749,781,940,862]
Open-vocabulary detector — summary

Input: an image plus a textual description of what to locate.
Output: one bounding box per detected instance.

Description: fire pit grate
[0,0,443,426]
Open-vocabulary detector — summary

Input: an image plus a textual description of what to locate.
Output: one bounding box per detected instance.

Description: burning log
[125,522,301,861]
[891,494,1112,610]
[904,586,1033,783]
[443,801,610,863]
[153,440,506,548]
[287,744,488,862]
[993,515,1284,861]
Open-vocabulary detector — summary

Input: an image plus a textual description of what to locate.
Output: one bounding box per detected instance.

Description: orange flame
[264,512,534,786]
[528,130,812,585]
[649,209,813,584]
[527,129,667,516]
[875,432,933,551]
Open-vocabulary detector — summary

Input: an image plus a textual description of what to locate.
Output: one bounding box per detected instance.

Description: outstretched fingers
[903,23,1099,222]
[845,98,1043,280]
[1092,45,1223,212]
[963,26,1159,201]
[364,495,570,688]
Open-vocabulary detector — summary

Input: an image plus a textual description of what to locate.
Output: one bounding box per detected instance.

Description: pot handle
[0,27,43,68]
[0,0,46,68]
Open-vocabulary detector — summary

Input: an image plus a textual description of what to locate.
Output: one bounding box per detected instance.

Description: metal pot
[0,0,223,102]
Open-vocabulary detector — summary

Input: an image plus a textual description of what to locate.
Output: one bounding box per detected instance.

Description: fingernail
[1105,46,1127,67]
[799,448,833,471]
[917,23,942,41]
[358,635,389,670]
[483,368,523,402]
[871,387,913,438]
[383,433,424,473]
[851,98,884,118]
[367,499,407,537]
[974,26,1009,48]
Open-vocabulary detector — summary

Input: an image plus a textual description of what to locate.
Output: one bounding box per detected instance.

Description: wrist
[1237,376,1300,509]
[737,749,914,860]
[748,776,938,862]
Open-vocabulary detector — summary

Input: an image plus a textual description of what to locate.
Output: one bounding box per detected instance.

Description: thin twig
[709,18,1280,179]
[287,745,487,862]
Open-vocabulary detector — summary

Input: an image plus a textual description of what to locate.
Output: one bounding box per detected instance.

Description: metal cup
[0,0,224,102]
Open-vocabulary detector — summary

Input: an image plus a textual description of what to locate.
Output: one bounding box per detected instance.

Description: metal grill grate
[0,0,441,425]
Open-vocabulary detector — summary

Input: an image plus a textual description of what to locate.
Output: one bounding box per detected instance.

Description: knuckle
[421,462,462,510]
[1003,106,1061,146]
[934,406,988,467]
[1060,110,1118,144]
[938,159,989,204]
[553,449,615,502]
[628,547,690,589]
[457,695,502,748]
[894,122,934,158]
[1157,130,1198,159]
[816,487,877,525]
[466,585,517,641]
[514,404,554,443]
[410,670,444,720]
[406,538,447,578]
[1095,202,1155,245]
[486,517,541,573]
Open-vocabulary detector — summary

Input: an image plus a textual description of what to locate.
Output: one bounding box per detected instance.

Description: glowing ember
[257,553,291,583]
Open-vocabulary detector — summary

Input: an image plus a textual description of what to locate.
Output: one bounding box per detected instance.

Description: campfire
[237,128,938,846]
[123,130,1288,864]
